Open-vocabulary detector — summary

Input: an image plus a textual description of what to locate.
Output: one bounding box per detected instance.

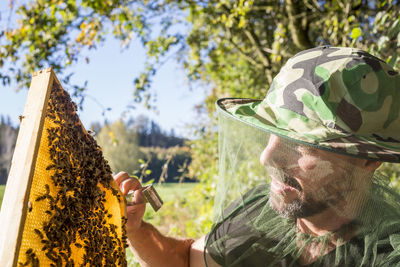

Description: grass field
[0,185,5,208]
[151,182,196,201]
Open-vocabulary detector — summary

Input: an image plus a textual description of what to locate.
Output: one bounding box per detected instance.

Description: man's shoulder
[204,184,286,266]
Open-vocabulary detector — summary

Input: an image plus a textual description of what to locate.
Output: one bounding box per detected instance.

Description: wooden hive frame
[0,68,55,266]
[0,68,127,266]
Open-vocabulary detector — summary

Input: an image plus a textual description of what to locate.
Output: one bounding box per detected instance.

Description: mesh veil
[204,108,400,266]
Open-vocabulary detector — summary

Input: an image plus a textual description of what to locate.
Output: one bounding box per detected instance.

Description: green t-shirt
[205,184,400,267]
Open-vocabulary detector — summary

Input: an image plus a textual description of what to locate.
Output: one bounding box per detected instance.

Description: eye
[296,145,319,156]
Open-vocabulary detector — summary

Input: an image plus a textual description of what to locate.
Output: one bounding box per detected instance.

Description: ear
[364,160,382,172]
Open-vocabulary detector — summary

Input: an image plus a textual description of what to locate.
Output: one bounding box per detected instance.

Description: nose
[259,135,290,167]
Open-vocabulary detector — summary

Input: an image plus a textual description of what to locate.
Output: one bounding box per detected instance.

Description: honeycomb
[16,81,127,266]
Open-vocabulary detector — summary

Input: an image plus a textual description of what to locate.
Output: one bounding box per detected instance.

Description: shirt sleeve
[204,184,270,266]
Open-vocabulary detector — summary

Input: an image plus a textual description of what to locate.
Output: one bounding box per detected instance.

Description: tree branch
[243,25,271,68]
[219,3,271,68]
[285,0,313,50]
[226,28,263,68]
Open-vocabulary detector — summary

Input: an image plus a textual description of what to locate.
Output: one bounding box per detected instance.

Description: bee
[18,115,25,123]
[45,184,50,194]
[32,257,39,267]
[35,195,47,202]
[33,229,44,239]
[45,251,58,262]
[27,201,33,212]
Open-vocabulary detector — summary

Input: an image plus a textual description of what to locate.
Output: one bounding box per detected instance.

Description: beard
[270,190,328,219]
[269,175,328,219]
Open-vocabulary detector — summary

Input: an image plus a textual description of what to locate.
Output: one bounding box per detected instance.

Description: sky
[0,2,207,138]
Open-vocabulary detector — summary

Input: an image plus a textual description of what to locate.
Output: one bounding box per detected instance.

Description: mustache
[267,166,302,191]
[282,175,302,192]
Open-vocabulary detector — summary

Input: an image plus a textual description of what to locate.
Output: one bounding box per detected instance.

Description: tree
[95,120,142,175]
[2,1,400,107]
[95,118,191,184]
[0,116,18,184]
[128,115,185,147]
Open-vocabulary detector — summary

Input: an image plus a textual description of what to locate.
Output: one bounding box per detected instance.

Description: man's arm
[128,221,195,267]
[128,223,221,267]
[190,236,221,267]
[114,172,220,267]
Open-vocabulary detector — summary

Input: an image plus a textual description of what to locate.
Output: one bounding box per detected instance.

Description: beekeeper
[115,46,400,266]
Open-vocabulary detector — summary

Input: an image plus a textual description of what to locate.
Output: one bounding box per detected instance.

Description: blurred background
[1,0,400,265]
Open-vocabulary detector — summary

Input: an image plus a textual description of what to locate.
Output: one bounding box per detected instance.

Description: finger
[121,177,142,195]
[132,189,147,204]
[126,202,146,213]
[125,203,146,231]
[114,171,130,186]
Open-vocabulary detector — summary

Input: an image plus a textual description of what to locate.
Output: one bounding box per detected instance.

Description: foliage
[1,0,186,108]
[0,116,18,184]
[128,115,186,148]
[3,1,400,107]
[95,118,192,182]
[140,146,193,183]
[378,162,400,190]
[0,185,5,208]
[96,120,142,175]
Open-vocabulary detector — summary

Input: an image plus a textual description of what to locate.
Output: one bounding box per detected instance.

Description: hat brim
[217,98,400,163]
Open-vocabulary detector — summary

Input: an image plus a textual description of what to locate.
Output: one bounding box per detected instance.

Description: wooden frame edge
[0,69,55,267]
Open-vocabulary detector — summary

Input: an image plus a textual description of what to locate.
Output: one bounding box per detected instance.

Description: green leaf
[389,19,400,38]
[377,36,390,50]
[387,54,398,67]
[350,27,362,40]
[144,179,155,185]
[381,13,390,24]
[374,11,384,24]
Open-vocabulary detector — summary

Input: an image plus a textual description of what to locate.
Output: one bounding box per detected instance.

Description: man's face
[259,135,367,219]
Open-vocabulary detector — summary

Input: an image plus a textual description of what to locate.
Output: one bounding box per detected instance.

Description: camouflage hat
[217,46,400,162]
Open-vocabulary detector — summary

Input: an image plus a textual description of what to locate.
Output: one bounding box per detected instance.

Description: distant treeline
[139,146,193,184]
[0,115,193,185]
[91,115,186,148]
[0,116,18,184]
[94,116,194,184]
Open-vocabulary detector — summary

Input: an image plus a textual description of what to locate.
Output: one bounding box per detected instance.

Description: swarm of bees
[18,82,127,266]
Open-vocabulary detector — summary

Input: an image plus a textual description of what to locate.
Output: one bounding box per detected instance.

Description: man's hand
[113,171,219,267]
[113,171,146,234]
